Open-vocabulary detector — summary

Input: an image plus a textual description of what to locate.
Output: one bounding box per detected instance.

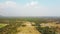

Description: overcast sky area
[0,0,60,17]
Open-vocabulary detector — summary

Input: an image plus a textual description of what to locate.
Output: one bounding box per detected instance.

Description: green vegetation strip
[0,24,8,28]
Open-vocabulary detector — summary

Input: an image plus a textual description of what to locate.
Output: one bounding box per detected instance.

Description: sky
[0,0,60,17]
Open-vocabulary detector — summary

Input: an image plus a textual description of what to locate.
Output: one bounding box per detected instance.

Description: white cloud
[25,1,38,8]
[0,1,17,9]
[5,1,17,8]
[0,1,48,16]
[26,1,38,7]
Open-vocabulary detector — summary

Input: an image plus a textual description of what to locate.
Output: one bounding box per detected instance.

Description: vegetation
[0,24,8,28]
[0,17,60,34]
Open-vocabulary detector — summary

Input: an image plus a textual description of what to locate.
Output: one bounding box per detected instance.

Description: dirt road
[17,21,41,34]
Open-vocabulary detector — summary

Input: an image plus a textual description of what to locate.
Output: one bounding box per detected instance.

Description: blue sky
[0,0,60,16]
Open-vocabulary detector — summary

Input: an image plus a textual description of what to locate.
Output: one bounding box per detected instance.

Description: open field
[0,17,60,34]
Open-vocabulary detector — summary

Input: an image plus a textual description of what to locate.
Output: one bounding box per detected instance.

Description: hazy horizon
[0,0,60,16]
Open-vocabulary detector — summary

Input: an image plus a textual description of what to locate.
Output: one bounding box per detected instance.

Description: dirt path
[17,22,41,34]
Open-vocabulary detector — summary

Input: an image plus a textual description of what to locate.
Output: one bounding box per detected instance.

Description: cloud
[26,1,38,7]
[5,1,17,8]
[0,1,48,16]
[0,1,17,16]
[0,1,17,9]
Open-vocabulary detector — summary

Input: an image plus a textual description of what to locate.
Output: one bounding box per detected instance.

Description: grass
[0,23,8,28]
